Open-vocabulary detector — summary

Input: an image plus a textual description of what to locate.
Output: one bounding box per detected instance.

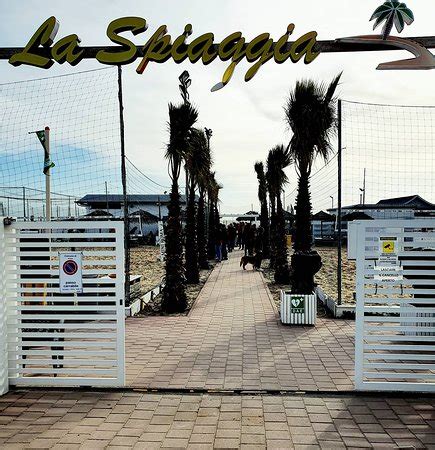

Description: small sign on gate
[291,296,305,313]
[59,252,83,293]
[379,236,397,255]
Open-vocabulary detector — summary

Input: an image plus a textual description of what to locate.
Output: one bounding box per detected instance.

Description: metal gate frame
[2,219,125,389]
[354,218,435,392]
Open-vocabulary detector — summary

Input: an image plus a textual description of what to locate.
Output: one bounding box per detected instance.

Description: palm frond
[370,3,391,20]
[266,145,292,196]
[166,102,199,161]
[324,72,342,105]
[284,74,340,175]
[393,11,405,33]
[186,128,212,188]
[372,10,391,30]
[398,6,414,24]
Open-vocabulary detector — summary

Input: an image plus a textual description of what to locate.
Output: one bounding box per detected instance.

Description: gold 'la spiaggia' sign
[9,17,320,91]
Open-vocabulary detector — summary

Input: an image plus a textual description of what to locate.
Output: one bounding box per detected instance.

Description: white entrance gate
[1,220,125,389]
[354,219,435,392]
[0,219,8,395]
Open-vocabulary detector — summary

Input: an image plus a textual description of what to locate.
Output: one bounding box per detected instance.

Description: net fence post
[118,65,130,303]
[337,99,342,306]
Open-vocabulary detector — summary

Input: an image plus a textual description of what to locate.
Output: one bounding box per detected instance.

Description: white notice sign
[59,252,83,293]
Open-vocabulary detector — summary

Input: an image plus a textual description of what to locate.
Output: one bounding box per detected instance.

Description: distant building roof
[78,194,188,206]
[376,195,434,209]
[342,211,373,221]
[129,209,159,223]
[84,209,113,217]
[236,211,259,222]
[329,195,435,213]
[312,211,335,221]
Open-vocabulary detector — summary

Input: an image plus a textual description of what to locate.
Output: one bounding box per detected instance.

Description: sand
[129,245,165,294]
[262,245,356,306]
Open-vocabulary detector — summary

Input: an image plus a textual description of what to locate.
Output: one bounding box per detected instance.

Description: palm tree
[207,172,222,259]
[184,128,211,283]
[370,1,414,40]
[162,102,198,313]
[197,132,213,270]
[254,161,270,258]
[266,145,292,284]
[266,152,277,269]
[284,74,341,294]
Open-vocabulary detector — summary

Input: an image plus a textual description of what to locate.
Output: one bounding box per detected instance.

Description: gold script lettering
[52,34,84,65]
[9,16,59,68]
[97,17,148,65]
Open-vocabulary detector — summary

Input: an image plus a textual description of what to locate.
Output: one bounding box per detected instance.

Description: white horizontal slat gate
[4,220,125,388]
[0,219,9,395]
[355,219,435,392]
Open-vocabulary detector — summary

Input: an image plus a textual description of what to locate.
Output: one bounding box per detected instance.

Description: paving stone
[125,251,355,392]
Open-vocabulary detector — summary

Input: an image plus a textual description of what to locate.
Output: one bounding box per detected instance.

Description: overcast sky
[0,0,434,213]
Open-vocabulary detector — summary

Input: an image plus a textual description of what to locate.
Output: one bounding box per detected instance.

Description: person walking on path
[227,223,236,252]
[221,224,229,260]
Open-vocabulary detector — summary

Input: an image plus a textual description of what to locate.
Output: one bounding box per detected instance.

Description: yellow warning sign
[381,240,395,254]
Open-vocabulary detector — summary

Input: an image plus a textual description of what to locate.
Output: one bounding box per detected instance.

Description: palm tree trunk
[293,171,312,252]
[185,179,199,284]
[269,194,277,268]
[382,14,394,40]
[290,170,322,294]
[197,187,209,269]
[161,179,187,313]
[207,199,216,259]
[274,194,290,283]
[259,194,270,259]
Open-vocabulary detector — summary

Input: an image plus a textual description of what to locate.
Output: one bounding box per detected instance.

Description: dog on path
[240,253,262,270]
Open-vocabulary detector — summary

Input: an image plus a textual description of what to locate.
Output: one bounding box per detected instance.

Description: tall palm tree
[284,74,341,294]
[266,151,277,269]
[197,132,213,270]
[266,145,292,284]
[370,1,414,40]
[207,172,222,259]
[254,161,270,258]
[162,102,198,313]
[184,128,211,283]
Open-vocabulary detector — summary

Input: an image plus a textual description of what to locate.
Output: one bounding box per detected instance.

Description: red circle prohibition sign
[63,259,78,276]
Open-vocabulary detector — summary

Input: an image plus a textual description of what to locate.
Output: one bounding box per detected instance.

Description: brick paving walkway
[126,250,355,391]
[1,389,434,449]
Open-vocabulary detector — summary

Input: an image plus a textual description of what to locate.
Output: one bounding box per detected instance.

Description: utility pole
[45,126,51,221]
[337,100,343,306]
[362,168,366,204]
[22,187,26,220]
[157,195,161,220]
[118,65,130,302]
[105,181,109,215]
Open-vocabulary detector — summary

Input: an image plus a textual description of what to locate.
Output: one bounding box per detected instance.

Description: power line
[285,151,338,201]
[125,155,170,190]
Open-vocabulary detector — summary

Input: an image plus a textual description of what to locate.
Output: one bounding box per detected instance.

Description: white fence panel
[354,219,435,392]
[4,220,125,388]
[0,219,9,395]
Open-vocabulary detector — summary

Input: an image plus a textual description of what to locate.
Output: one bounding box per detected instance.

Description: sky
[0,0,434,214]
